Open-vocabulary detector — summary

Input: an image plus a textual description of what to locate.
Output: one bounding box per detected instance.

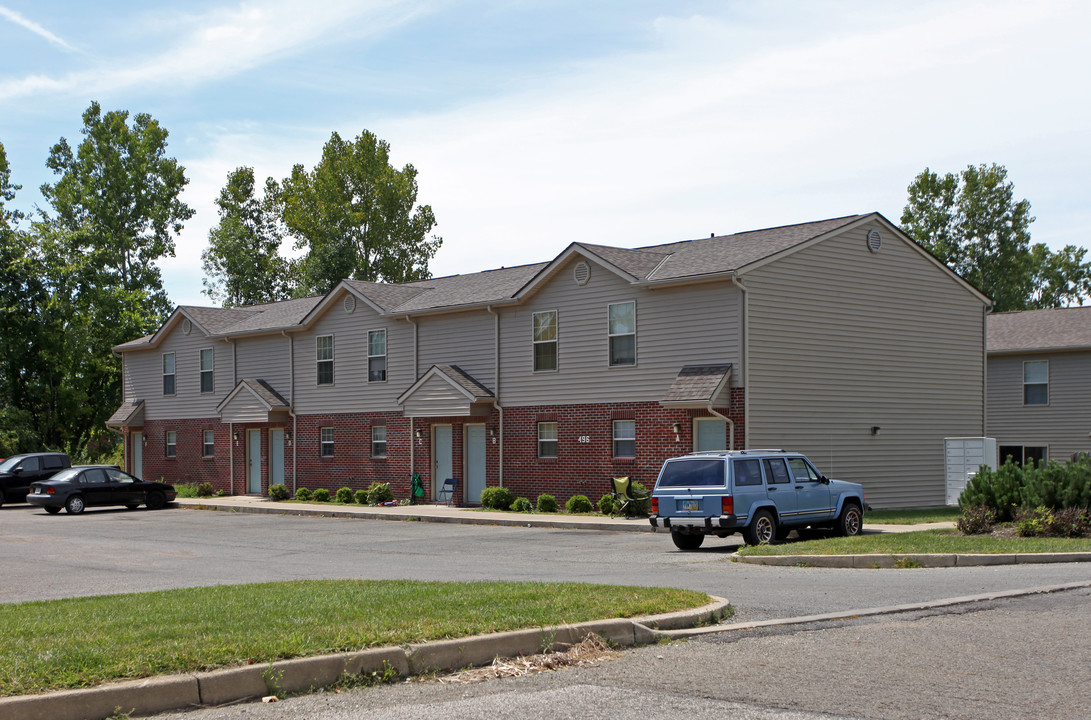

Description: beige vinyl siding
[499,256,742,406]
[401,376,478,417]
[127,327,233,421]
[292,290,412,413]
[219,391,274,424]
[235,334,292,396]
[416,311,495,388]
[744,221,987,509]
[987,351,1091,460]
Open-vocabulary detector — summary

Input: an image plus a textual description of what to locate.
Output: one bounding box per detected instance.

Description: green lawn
[737,528,1091,556]
[0,580,708,697]
[865,507,961,524]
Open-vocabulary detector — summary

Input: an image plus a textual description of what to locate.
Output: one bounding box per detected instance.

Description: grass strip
[738,528,1091,556]
[0,580,708,697]
[864,507,961,524]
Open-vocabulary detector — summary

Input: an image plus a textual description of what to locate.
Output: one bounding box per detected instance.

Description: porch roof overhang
[106,399,145,429]
[658,364,733,409]
[217,378,291,424]
[397,364,496,418]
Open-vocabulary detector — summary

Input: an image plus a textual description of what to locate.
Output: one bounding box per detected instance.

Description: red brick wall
[134,419,233,490]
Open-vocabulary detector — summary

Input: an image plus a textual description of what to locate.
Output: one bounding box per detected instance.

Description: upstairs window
[163,353,176,395]
[368,329,387,382]
[200,348,214,393]
[533,310,558,371]
[316,335,334,385]
[613,419,635,458]
[608,301,636,366]
[165,431,177,458]
[320,427,334,457]
[1023,360,1048,405]
[372,425,387,457]
[202,429,215,456]
[538,421,558,458]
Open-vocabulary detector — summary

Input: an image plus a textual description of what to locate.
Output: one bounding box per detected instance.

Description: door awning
[397,364,495,418]
[106,399,145,429]
[659,364,733,409]
[217,378,291,424]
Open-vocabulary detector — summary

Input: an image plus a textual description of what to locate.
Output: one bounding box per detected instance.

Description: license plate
[680,500,699,512]
[32,488,41,495]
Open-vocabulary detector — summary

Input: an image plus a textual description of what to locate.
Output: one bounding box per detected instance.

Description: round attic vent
[573,261,591,286]
[344,294,357,314]
[866,229,883,253]
[182,319,192,335]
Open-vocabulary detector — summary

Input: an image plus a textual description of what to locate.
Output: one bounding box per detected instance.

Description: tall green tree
[277,130,441,296]
[901,163,1090,311]
[202,167,294,307]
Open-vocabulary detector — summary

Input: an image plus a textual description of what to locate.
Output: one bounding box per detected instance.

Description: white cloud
[0,5,76,50]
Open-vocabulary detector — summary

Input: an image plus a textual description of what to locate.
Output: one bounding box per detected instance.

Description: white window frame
[607,301,636,367]
[162,353,176,395]
[320,427,334,457]
[538,421,558,458]
[316,335,334,386]
[532,310,558,372]
[199,348,214,394]
[613,419,636,458]
[371,425,387,457]
[1023,360,1048,406]
[165,430,177,458]
[368,329,387,383]
[202,429,215,457]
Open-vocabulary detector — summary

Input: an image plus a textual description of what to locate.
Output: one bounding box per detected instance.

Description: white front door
[695,418,727,452]
[247,430,262,494]
[270,429,285,487]
[465,424,486,504]
[433,425,453,499]
[131,432,143,479]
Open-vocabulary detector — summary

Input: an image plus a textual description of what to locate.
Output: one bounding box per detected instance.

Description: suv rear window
[657,458,725,487]
[733,458,763,486]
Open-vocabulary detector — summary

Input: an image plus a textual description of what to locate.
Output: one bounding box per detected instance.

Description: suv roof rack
[682,448,788,457]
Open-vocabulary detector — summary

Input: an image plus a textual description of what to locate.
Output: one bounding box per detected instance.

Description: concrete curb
[0,597,729,720]
[737,551,1091,568]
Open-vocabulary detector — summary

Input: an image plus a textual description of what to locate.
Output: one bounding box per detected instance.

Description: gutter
[487,305,504,487]
[732,272,749,448]
[283,331,298,494]
[405,315,418,478]
[224,337,236,494]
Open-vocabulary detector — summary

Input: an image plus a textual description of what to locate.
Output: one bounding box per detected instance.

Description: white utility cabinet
[944,437,998,506]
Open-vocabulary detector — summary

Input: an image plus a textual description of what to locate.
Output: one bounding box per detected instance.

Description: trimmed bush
[510,497,533,513]
[565,494,593,513]
[536,494,558,513]
[268,484,289,501]
[597,494,615,515]
[313,488,331,502]
[174,483,199,499]
[295,487,312,501]
[354,489,368,505]
[956,505,996,535]
[336,487,355,504]
[960,460,1025,521]
[366,482,394,505]
[196,482,214,497]
[481,486,515,510]
[961,456,1091,522]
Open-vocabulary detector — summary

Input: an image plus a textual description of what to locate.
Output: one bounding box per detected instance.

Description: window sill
[537,456,559,462]
[612,457,635,464]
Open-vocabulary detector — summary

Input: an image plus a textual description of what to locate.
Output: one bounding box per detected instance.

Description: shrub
[196,482,214,498]
[1016,506,1054,537]
[295,487,312,501]
[598,494,615,515]
[623,482,651,517]
[174,483,199,498]
[313,488,331,502]
[565,494,593,513]
[510,497,533,513]
[536,494,558,513]
[481,486,515,510]
[336,487,355,504]
[1022,461,1068,510]
[366,482,394,505]
[960,460,1024,521]
[354,489,369,505]
[268,483,289,501]
[956,505,996,535]
[1049,507,1090,537]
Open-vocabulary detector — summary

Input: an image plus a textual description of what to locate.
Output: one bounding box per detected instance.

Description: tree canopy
[901,163,1090,311]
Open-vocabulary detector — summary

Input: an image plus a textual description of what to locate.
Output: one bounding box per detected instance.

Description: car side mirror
[10,467,22,474]
[820,475,830,485]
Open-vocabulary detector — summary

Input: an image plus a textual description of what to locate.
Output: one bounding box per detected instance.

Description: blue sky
[2,0,1089,307]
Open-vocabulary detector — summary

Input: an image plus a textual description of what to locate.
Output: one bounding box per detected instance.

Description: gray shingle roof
[988,307,1091,353]
[431,364,495,399]
[239,378,290,408]
[106,399,144,426]
[661,364,733,405]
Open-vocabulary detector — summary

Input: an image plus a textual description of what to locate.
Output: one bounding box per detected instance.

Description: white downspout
[405,315,418,477]
[487,305,504,487]
[283,331,297,494]
[707,404,735,451]
[224,337,236,494]
[733,272,749,449]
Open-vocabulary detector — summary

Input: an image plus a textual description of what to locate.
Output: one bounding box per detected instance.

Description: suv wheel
[671,531,704,551]
[837,503,863,537]
[744,509,777,545]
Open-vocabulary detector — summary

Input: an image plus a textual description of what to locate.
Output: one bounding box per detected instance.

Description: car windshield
[43,467,81,483]
[0,456,24,472]
[657,458,726,488]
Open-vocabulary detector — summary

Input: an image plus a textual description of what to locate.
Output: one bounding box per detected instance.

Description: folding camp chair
[609,476,648,517]
[437,478,459,506]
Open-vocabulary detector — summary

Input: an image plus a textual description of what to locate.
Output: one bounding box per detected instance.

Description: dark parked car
[27,466,176,514]
[0,452,72,506]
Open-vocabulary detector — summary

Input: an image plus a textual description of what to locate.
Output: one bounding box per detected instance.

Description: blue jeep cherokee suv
[649,449,867,550]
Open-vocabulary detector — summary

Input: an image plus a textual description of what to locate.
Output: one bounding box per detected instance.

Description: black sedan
[27,465,176,514]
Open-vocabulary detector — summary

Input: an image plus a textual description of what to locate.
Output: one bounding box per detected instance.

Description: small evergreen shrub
[268,483,289,501]
[597,494,615,515]
[536,494,558,513]
[355,489,369,505]
[481,486,515,510]
[956,505,996,535]
[196,482,214,497]
[366,481,394,505]
[959,461,1025,521]
[510,497,533,513]
[336,487,355,504]
[313,488,331,502]
[565,494,593,513]
[295,487,313,501]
